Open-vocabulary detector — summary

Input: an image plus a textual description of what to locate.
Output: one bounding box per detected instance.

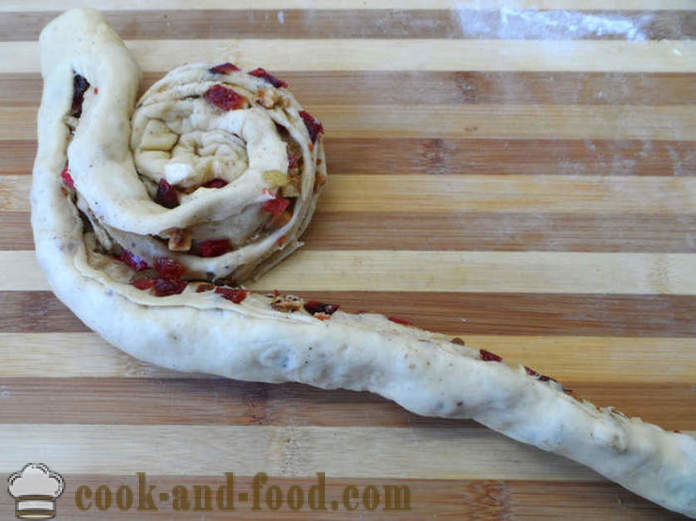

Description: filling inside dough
[62,64,327,296]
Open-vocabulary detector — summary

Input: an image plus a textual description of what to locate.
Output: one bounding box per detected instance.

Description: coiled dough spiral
[31,9,696,518]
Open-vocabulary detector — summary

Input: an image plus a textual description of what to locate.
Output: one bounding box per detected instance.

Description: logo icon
[8,464,64,519]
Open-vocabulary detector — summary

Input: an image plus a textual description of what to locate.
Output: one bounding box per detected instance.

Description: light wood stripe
[7,211,696,253]
[3,250,696,294]
[0,424,605,479]
[318,104,696,140]
[5,72,696,106]
[0,0,692,11]
[3,10,693,41]
[4,175,696,215]
[1,40,694,74]
[5,105,696,141]
[0,333,177,378]
[321,175,696,214]
[4,291,695,336]
[259,251,696,294]
[1,333,693,384]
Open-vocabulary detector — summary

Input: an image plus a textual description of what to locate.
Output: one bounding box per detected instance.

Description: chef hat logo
[7,464,64,520]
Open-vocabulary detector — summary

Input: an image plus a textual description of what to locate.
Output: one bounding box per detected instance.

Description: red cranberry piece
[261,196,290,215]
[155,178,179,209]
[199,239,231,257]
[120,249,148,271]
[524,366,540,377]
[304,301,339,315]
[480,349,503,362]
[153,278,188,297]
[299,110,324,143]
[539,375,558,383]
[209,62,240,74]
[202,178,229,189]
[215,287,248,304]
[71,74,90,117]
[288,154,300,169]
[132,279,155,290]
[388,316,413,326]
[154,257,185,279]
[60,166,75,189]
[248,68,288,88]
[204,85,245,111]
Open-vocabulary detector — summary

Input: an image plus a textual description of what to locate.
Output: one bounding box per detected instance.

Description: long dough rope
[32,9,695,518]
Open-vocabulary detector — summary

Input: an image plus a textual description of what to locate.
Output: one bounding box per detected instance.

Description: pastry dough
[32,9,695,518]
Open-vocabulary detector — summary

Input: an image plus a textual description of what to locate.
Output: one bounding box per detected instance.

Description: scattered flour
[455,0,656,40]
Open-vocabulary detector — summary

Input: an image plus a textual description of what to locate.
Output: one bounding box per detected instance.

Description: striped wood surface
[0,2,694,520]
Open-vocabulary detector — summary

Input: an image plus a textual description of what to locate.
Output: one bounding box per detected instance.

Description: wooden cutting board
[0,1,694,519]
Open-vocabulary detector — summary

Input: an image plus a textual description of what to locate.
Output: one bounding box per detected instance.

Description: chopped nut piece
[282,169,301,197]
[271,294,302,312]
[164,228,192,252]
[254,88,279,109]
[263,169,289,187]
[313,172,327,194]
[450,337,465,345]
[280,183,300,198]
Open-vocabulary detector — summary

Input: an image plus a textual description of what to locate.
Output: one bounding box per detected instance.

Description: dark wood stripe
[324,138,696,176]
[3,291,695,337]
[0,212,33,249]
[1,10,693,41]
[0,140,36,174]
[5,211,696,252]
[0,378,690,430]
[305,212,696,252]
[4,72,695,106]
[2,138,694,177]
[0,291,87,333]
[0,475,677,520]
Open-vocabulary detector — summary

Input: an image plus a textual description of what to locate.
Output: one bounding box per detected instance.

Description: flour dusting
[455,0,657,40]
